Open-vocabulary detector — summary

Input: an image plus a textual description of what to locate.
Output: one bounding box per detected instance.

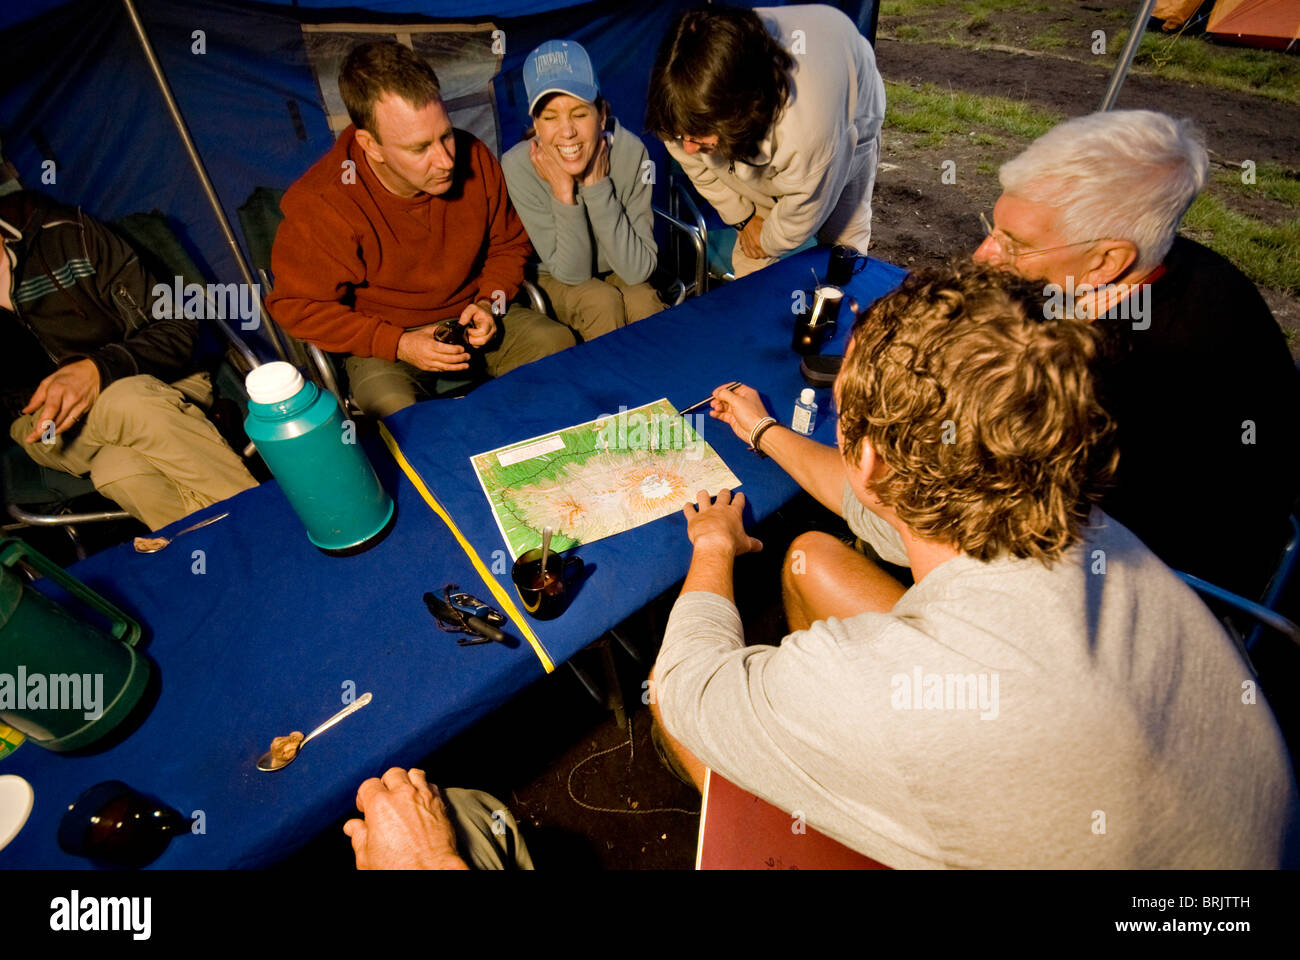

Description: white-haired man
[973,109,1300,598]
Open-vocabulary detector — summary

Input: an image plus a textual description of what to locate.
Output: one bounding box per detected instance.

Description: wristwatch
[733,211,755,232]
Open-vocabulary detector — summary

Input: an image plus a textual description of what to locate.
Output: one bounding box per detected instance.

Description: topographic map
[471,399,741,559]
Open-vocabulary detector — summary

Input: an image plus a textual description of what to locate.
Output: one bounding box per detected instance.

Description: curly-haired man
[649,264,1297,868]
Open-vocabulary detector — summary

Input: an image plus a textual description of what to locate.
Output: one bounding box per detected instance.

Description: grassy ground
[1184,191,1300,296]
[884,79,1062,147]
[881,0,1300,104]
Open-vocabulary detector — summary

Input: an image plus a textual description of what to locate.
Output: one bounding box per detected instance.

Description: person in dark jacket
[973,110,1300,599]
[1,191,256,529]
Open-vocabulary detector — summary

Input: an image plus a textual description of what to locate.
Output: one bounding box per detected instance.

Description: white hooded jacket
[664,4,886,258]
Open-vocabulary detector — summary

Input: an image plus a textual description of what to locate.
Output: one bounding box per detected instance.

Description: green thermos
[0,539,150,752]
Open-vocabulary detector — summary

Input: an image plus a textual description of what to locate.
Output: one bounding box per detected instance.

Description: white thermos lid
[245,361,305,404]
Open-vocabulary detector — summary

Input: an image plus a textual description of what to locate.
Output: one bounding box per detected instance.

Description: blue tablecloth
[0,247,904,868]
[384,249,905,670]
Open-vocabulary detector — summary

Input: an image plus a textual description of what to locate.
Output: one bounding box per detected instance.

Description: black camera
[433,318,469,348]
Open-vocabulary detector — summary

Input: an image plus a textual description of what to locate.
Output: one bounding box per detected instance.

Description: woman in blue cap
[502,40,664,341]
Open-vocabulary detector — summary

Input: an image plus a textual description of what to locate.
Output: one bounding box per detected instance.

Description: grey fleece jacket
[501,119,656,285]
[655,485,1298,868]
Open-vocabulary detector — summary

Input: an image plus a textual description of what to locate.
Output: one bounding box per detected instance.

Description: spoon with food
[257,692,373,772]
[134,512,229,554]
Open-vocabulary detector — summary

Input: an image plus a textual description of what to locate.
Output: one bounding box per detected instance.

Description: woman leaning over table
[501,40,664,342]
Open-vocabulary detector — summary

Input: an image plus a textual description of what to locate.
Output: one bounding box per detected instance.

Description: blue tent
[1,0,878,354]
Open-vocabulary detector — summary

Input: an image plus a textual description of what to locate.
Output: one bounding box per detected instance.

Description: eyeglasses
[978,212,1106,264]
[674,135,717,154]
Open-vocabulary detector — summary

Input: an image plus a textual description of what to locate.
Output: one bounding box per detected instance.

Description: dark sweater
[1092,236,1300,597]
[0,191,194,422]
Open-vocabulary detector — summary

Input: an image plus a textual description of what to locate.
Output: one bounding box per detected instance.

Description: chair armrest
[653,205,706,299]
[6,502,131,526]
[520,279,548,316]
[1178,571,1300,646]
[305,343,349,412]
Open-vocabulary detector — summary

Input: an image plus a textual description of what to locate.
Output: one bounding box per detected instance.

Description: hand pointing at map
[682,489,763,558]
[709,382,770,445]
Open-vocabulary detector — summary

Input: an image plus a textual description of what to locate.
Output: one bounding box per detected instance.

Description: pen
[679,381,741,416]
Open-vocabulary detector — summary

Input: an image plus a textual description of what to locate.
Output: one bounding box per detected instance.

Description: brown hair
[837,263,1118,563]
[338,41,441,141]
[644,6,793,163]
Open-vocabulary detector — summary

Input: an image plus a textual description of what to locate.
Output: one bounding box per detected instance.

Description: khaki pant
[731,137,880,279]
[346,304,575,419]
[536,273,665,341]
[442,788,534,870]
[9,372,258,531]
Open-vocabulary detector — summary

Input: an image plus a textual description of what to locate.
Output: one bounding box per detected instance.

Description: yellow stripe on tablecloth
[378,422,555,673]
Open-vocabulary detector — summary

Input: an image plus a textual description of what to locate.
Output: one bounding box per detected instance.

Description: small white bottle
[792,388,817,436]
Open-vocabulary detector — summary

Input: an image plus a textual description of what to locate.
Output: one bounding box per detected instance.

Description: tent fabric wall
[1,0,343,329]
[0,0,589,32]
[1154,0,1207,30]
[1208,0,1299,49]
[1,1,878,356]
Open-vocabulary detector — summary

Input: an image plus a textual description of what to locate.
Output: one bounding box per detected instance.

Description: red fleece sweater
[267,126,532,360]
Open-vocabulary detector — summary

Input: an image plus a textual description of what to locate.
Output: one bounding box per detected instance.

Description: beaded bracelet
[748,416,778,458]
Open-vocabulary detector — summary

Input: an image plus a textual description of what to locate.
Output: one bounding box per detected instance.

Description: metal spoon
[256,691,373,772]
[133,512,229,554]
[539,526,552,583]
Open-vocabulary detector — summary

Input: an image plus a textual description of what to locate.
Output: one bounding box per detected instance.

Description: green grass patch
[1122,29,1300,104]
[1214,162,1300,211]
[881,6,1300,105]
[882,0,1040,17]
[884,80,1063,143]
[881,0,960,15]
[1182,194,1300,294]
[1035,22,1068,49]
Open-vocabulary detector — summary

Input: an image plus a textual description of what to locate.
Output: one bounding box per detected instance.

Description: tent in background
[1154,0,1208,31]
[0,0,879,359]
[1207,0,1299,50]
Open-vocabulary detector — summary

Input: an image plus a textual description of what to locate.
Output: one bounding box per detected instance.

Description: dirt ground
[869,5,1300,349]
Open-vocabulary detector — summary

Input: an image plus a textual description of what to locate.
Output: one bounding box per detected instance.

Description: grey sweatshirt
[656,485,1298,868]
[501,119,656,285]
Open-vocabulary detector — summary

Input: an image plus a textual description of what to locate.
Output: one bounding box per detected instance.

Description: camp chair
[659,158,819,293]
[696,769,891,870]
[236,186,353,410]
[1178,511,1300,657]
[0,447,132,559]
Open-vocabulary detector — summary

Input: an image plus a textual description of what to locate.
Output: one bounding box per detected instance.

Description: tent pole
[1099,0,1159,111]
[120,0,287,362]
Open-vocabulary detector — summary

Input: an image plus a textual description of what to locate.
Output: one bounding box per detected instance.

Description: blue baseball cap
[523,40,600,114]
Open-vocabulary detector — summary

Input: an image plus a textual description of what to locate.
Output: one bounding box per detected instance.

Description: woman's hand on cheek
[530,138,576,205]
